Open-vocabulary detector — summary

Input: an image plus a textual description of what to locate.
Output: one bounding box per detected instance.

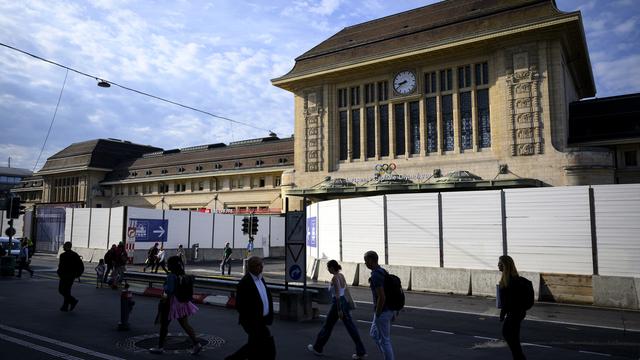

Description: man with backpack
[364,250,397,360]
[57,242,84,312]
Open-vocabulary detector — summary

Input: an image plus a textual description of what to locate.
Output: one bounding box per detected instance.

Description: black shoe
[69,299,79,311]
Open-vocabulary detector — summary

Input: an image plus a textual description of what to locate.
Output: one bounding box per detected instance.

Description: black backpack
[514,276,534,311]
[74,253,84,278]
[174,275,194,303]
[381,270,405,311]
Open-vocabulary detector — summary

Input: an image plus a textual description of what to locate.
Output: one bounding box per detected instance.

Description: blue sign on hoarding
[306,217,316,247]
[130,218,168,242]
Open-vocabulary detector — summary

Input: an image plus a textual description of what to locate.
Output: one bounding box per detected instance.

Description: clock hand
[398,80,407,86]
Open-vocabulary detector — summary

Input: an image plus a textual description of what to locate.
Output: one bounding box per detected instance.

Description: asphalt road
[0,254,638,359]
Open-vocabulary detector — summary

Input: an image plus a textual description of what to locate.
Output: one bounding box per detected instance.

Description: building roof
[38,139,162,174]
[103,136,294,182]
[272,0,594,97]
[0,167,32,177]
[568,93,640,145]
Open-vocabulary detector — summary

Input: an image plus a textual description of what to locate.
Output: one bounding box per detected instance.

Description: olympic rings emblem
[375,163,397,175]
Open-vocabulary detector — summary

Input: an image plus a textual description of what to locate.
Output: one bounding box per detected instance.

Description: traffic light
[251,216,259,235]
[241,217,249,234]
[9,197,24,219]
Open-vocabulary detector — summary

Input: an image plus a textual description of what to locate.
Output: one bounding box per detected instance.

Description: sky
[1,0,639,172]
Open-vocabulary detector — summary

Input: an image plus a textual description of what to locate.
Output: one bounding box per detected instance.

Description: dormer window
[161,169,168,174]
[129,171,138,177]
[214,163,222,170]
[145,170,152,176]
[234,161,242,168]
[195,165,203,171]
[177,166,186,173]
[278,157,288,164]
[255,160,264,167]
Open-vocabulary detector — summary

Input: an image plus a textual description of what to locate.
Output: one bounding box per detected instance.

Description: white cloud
[593,54,640,94]
[614,17,638,34]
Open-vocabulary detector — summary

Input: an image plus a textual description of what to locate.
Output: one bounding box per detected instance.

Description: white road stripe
[392,324,414,329]
[357,320,372,324]
[354,301,640,333]
[522,342,552,348]
[579,350,611,357]
[431,330,454,335]
[474,336,498,341]
[0,333,85,360]
[0,324,126,360]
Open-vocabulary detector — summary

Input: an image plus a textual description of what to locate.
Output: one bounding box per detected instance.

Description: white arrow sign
[153,226,165,238]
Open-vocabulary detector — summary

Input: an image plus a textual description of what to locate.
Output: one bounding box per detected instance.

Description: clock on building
[393,70,417,95]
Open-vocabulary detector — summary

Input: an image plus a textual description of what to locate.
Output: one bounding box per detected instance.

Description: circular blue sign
[288,264,302,281]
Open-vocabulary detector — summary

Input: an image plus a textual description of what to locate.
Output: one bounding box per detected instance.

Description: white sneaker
[307,344,323,356]
[149,347,164,354]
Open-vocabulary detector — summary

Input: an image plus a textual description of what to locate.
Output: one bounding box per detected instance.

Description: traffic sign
[285,211,306,283]
[4,227,16,237]
[129,218,168,242]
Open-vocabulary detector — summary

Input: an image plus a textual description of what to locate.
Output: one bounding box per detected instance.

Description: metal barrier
[123,271,331,304]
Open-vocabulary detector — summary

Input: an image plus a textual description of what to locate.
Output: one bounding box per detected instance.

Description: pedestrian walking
[144,243,160,272]
[220,242,232,275]
[498,255,527,360]
[225,256,276,360]
[95,259,106,288]
[364,250,395,360]
[103,244,116,282]
[57,242,84,311]
[17,239,34,278]
[307,260,367,359]
[154,245,168,273]
[149,256,202,355]
[111,242,127,288]
[176,244,187,266]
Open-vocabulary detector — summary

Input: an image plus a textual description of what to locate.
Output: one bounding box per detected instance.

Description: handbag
[344,287,357,310]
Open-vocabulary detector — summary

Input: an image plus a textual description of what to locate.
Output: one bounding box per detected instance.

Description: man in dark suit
[57,242,84,312]
[225,256,276,360]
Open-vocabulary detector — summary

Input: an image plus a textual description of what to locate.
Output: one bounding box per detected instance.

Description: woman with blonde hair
[498,255,526,360]
[307,260,367,359]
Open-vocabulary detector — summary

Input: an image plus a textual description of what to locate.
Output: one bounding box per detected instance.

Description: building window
[238,177,244,188]
[477,89,491,148]
[460,91,473,150]
[350,86,360,106]
[425,72,437,94]
[377,81,388,102]
[440,69,452,92]
[458,65,471,89]
[351,109,361,159]
[379,104,389,157]
[338,88,347,108]
[475,62,489,85]
[195,165,203,171]
[409,101,420,154]
[442,95,454,151]
[625,150,638,166]
[339,111,348,160]
[174,183,186,192]
[158,182,168,194]
[364,83,375,104]
[274,176,281,187]
[198,181,204,191]
[366,107,375,158]
[259,177,265,187]
[425,97,437,152]
[210,178,218,191]
[394,103,405,155]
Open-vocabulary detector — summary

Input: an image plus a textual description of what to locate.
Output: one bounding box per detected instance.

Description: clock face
[393,70,417,95]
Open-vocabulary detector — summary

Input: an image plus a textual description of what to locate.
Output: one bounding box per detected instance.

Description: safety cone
[226,291,236,308]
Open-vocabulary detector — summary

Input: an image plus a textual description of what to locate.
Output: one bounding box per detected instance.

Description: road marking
[522,342,552,348]
[579,350,611,357]
[357,320,372,324]
[0,324,126,360]
[0,333,85,360]
[392,324,414,329]
[354,301,640,333]
[474,336,498,341]
[431,330,454,335]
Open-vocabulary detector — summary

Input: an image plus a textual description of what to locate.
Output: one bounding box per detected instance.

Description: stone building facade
[13,136,295,213]
[272,0,614,195]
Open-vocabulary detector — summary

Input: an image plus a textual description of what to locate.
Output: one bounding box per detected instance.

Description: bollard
[117,282,135,331]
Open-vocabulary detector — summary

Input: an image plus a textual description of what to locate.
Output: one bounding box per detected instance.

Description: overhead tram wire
[0,42,274,134]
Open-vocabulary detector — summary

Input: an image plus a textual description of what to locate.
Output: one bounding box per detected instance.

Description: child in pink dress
[149,256,201,355]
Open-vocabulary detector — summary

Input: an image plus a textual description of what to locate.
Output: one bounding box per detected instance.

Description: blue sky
[1,0,639,171]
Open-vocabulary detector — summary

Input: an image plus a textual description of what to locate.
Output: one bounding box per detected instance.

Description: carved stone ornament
[304,89,324,172]
[505,48,543,156]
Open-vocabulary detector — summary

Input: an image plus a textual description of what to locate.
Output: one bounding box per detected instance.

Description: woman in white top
[308,260,367,359]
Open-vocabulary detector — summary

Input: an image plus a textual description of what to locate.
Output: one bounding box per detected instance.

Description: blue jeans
[313,296,366,356]
[370,310,394,360]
